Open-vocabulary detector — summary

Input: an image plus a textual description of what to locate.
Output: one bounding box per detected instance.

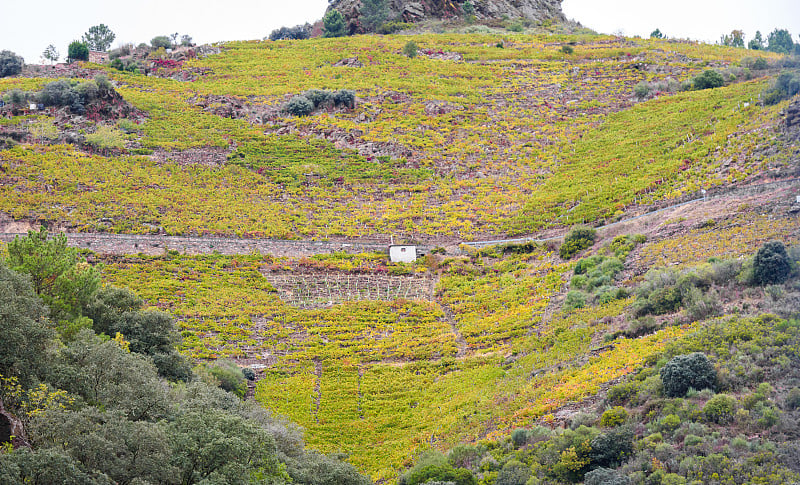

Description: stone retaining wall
[0,232,405,258]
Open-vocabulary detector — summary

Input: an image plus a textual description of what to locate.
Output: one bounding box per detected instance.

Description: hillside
[1,28,799,484]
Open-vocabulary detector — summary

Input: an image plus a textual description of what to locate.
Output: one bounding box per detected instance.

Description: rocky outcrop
[786,99,800,129]
[327,0,565,32]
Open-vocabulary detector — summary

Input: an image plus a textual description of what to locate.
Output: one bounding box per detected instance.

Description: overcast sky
[1,0,798,64]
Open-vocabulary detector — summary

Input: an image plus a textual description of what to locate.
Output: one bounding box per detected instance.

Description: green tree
[0,50,24,77]
[42,44,59,64]
[692,69,725,90]
[720,29,745,47]
[323,9,347,38]
[151,35,172,49]
[169,410,286,484]
[29,407,176,484]
[0,262,54,387]
[50,330,171,421]
[767,28,794,54]
[0,448,104,485]
[67,41,89,62]
[82,24,115,51]
[360,0,389,31]
[753,240,792,285]
[660,352,716,397]
[650,28,664,39]
[749,30,764,50]
[6,228,100,325]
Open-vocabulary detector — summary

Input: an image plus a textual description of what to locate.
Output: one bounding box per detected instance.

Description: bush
[85,125,126,150]
[495,460,530,485]
[692,69,725,90]
[763,71,800,106]
[377,21,413,34]
[648,286,682,315]
[3,88,28,106]
[703,394,737,424]
[634,81,651,99]
[561,45,574,55]
[303,89,333,108]
[785,388,800,410]
[599,406,628,427]
[67,41,89,62]
[753,240,792,285]
[589,427,634,468]
[564,290,586,311]
[607,381,638,405]
[333,89,356,109]
[0,50,24,77]
[283,95,314,116]
[660,352,716,397]
[242,367,256,381]
[560,226,596,259]
[584,467,630,485]
[403,41,418,58]
[269,24,311,41]
[204,359,247,397]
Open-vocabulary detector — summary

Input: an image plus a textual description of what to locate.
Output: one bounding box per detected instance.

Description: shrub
[67,41,89,62]
[303,89,333,108]
[495,460,530,485]
[283,95,314,116]
[682,286,721,322]
[377,21,413,34]
[561,45,574,55]
[510,428,530,448]
[753,240,792,285]
[692,69,725,90]
[151,35,172,49]
[589,427,634,468]
[648,286,682,315]
[3,88,28,106]
[584,467,630,485]
[85,125,126,150]
[269,24,311,41]
[400,450,476,485]
[204,359,247,397]
[403,40,418,58]
[660,352,716,397]
[633,81,651,99]
[333,89,356,109]
[763,71,800,106]
[607,381,638,405]
[786,388,800,410]
[599,406,627,427]
[241,367,256,381]
[507,21,524,33]
[564,290,586,311]
[560,225,596,259]
[0,50,24,77]
[703,394,737,424]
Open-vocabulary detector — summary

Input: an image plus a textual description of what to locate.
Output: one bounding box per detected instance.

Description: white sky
[1,0,798,64]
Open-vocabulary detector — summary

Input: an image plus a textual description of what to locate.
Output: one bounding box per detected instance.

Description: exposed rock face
[786,99,800,129]
[327,0,565,32]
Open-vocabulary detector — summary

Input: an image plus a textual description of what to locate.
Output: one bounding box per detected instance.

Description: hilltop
[1,25,799,485]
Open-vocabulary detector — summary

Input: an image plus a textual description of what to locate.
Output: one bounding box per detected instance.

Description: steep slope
[1,31,798,482]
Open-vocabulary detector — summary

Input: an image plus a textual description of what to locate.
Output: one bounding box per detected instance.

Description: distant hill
[327,0,566,33]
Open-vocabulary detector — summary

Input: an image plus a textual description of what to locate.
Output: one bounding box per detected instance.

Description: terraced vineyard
[2,28,799,483]
[0,34,786,239]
